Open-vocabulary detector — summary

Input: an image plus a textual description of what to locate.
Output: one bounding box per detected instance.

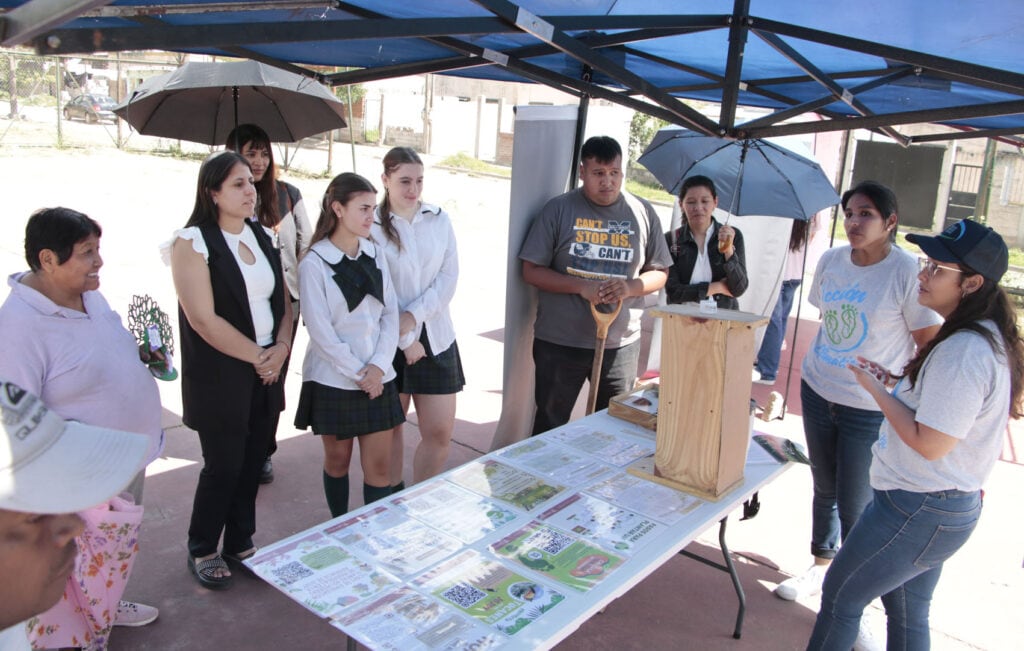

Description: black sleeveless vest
[178,220,286,431]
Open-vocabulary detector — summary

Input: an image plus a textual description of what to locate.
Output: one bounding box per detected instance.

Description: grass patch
[439,152,510,177]
[625,179,675,205]
[148,146,207,162]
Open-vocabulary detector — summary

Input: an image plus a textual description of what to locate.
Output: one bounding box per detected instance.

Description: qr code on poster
[527,528,574,555]
[441,583,488,608]
[270,560,313,586]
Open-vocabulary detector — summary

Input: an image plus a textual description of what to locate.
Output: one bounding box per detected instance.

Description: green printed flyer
[413,550,565,637]
[491,521,624,591]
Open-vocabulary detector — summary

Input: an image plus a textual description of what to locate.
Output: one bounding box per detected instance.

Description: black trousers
[267,303,299,457]
[187,376,276,558]
[531,338,640,436]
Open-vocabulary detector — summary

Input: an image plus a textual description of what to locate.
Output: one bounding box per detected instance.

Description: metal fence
[0,50,360,177]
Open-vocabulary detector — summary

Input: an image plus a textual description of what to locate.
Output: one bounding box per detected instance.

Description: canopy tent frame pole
[717,0,751,133]
[753,30,910,146]
[568,65,592,188]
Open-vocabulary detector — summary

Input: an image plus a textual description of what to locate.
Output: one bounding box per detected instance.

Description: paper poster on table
[448,459,566,512]
[324,505,463,577]
[331,587,504,651]
[536,492,663,555]
[490,521,624,592]
[496,438,616,488]
[247,530,399,618]
[546,424,655,466]
[585,472,704,525]
[413,550,566,637]
[391,480,518,544]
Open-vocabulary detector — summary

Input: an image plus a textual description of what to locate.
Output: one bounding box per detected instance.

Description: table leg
[347,635,357,651]
[677,517,746,639]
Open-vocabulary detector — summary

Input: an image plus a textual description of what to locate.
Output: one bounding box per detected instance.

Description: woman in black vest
[169,151,292,590]
[226,123,312,484]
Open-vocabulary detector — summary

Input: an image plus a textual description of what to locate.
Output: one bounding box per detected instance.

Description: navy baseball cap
[906,219,1008,283]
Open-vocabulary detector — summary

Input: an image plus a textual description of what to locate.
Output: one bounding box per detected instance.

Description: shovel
[585,300,624,415]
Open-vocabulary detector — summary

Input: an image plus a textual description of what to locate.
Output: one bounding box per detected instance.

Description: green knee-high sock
[323,471,349,518]
[363,482,392,506]
[390,481,406,494]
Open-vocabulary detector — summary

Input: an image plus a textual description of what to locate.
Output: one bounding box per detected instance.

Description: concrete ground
[0,138,1021,650]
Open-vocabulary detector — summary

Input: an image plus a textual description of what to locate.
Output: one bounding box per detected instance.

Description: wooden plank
[652,308,767,497]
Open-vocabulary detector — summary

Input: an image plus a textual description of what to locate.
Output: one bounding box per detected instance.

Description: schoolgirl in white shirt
[294,173,403,517]
[373,147,464,491]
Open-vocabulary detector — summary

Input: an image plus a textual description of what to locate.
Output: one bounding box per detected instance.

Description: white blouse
[298,238,399,389]
[163,224,276,345]
[689,227,715,285]
[222,226,275,345]
[371,202,459,353]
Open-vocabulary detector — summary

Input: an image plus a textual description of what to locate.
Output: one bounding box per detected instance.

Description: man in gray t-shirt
[518,136,671,435]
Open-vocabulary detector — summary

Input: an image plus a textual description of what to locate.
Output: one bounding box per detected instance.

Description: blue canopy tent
[2,0,1023,146]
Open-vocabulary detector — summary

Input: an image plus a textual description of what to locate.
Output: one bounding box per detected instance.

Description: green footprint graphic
[841,304,858,339]
[824,309,840,345]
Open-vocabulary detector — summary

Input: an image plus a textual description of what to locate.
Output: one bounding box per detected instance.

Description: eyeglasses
[917,258,963,278]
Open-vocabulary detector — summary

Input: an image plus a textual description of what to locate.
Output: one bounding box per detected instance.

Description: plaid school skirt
[392,332,466,395]
[294,380,405,439]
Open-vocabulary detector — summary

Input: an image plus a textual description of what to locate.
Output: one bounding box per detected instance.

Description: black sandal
[222,547,258,575]
[188,554,232,590]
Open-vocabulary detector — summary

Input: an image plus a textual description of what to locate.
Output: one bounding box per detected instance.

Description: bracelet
[275,340,291,354]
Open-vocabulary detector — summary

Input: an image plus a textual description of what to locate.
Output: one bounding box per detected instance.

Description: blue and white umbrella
[638,127,840,220]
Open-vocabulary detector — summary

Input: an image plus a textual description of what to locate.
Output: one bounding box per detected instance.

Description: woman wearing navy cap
[808,219,1023,650]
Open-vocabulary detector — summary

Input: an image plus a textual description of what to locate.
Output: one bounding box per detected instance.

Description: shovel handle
[590,300,623,340]
[585,301,623,415]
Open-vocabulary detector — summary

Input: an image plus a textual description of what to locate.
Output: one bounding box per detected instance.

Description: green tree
[628,111,666,163]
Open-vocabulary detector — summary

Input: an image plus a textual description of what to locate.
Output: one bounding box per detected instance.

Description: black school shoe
[259,457,274,484]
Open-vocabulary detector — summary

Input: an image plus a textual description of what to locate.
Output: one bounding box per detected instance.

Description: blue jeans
[808,488,982,650]
[801,381,883,559]
[755,279,801,381]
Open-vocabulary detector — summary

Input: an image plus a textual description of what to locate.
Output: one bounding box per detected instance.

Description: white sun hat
[0,380,149,514]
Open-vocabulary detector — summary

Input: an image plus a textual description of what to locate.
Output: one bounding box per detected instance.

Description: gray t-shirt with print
[871,322,1010,492]
[519,188,672,349]
[802,245,942,410]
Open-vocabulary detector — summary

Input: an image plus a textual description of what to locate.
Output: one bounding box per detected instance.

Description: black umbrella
[113,60,347,145]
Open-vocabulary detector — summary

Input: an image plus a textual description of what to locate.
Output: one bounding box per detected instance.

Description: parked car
[63,94,117,123]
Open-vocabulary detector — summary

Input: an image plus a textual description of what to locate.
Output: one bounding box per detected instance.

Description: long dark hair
[788,219,809,253]
[378,146,423,251]
[225,123,280,228]
[842,180,898,242]
[310,173,378,246]
[901,268,1024,418]
[185,151,251,228]
[24,207,102,271]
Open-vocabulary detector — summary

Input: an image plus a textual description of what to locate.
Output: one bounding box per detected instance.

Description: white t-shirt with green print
[802,245,942,410]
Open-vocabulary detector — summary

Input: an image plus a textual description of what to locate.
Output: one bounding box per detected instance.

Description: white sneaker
[751,369,775,385]
[114,600,159,627]
[759,391,785,422]
[773,564,827,601]
[854,614,886,651]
